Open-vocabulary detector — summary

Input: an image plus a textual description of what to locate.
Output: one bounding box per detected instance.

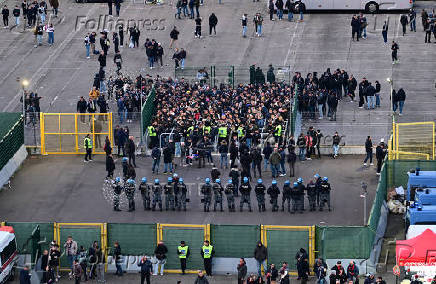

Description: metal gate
[261,225,315,275]
[54,223,107,270]
[157,224,210,273]
[40,113,113,155]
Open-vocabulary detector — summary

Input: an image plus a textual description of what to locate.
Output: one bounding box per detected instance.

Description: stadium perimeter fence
[174,65,292,88]
[5,160,432,272]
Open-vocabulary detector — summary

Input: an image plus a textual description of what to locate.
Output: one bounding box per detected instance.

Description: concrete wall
[0,145,27,189]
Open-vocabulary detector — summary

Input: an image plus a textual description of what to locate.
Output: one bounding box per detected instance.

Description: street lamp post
[386,77,393,115]
[21,79,29,124]
[361,181,368,225]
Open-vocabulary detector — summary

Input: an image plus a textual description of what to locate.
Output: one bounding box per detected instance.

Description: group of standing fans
[295,68,384,121]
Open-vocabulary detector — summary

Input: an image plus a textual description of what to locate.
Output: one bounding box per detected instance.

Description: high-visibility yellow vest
[148,126,156,137]
[202,245,213,259]
[218,127,227,138]
[186,126,194,137]
[237,127,244,138]
[274,125,282,137]
[84,137,92,149]
[178,245,189,259]
[203,126,211,135]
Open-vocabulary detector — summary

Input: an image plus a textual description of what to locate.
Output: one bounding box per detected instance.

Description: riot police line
[110,173,333,213]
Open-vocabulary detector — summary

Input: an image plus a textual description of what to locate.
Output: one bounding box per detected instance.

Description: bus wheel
[365,2,379,13]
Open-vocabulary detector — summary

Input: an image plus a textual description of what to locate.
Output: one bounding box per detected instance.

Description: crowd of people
[295,68,385,121]
[22,234,396,284]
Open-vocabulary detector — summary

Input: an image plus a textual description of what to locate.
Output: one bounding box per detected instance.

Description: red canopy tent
[396,229,436,266]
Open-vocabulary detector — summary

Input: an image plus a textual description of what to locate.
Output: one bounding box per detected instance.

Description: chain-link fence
[0,113,24,170]
[174,65,292,87]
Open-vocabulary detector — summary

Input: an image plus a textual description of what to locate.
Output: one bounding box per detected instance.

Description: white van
[0,226,18,283]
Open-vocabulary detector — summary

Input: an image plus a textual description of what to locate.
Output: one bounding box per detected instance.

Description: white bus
[278,0,412,13]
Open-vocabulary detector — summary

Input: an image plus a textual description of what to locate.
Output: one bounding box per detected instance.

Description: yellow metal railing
[40,113,113,155]
[156,223,210,274]
[390,121,435,160]
[261,225,315,276]
[54,223,106,271]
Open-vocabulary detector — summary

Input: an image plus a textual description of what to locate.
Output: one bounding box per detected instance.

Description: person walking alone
[241,14,247,37]
[208,13,217,36]
[382,20,388,44]
[169,26,179,48]
[2,5,9,28]
[409,8,416,32]
[363,136,373,166]
[400,14,408,36]
[391,40,399,64]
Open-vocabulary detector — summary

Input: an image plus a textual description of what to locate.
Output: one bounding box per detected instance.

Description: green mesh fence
[142,87,156,136]
[316,226,374,259]
[0,113,24,171]
[59,225,101,268]
[368,160,388,232]
[386,160,436,189]
[161,227,204,270]
[211,225,260,258]
[6,222,53,253]
[107,223,156,255]
[266,229,309,270]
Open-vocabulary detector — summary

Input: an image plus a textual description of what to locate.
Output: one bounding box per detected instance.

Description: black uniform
[306,181,317,211]
[267,185,280,211]
[282,184,292,212]
[239,182,252,212]
[319,181,331,211]
[224,183,236,211]
[254,183,266,212]
[212,182,224,212]
[139,182,151,210]
[201,183,213,212]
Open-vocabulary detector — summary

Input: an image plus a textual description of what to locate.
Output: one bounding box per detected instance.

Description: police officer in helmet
[201,178,213,212]
[139,177,151,210]
[152,179,163,211]
[267,180,280,212]
[254,178,266,212]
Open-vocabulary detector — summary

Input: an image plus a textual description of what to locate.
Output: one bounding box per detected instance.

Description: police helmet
[314,173,320,179]
[216,179,221,183]
[154,179,160,184]
[115,177,121,182]
[141,177,147,183]
[293,182,298,186]
[258,178,263,184]
[228,179,233,184]
[127,179,135,184]
[323,177,328,182]
[243,177,249,183]
[173,173,178,178]
[284,180,290,185]
[272,180,277,185]
[205,178,210,184]
[297,177,303,183]
[179,178,184,183]
[122,157,128,162]
[168,177,173,183]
